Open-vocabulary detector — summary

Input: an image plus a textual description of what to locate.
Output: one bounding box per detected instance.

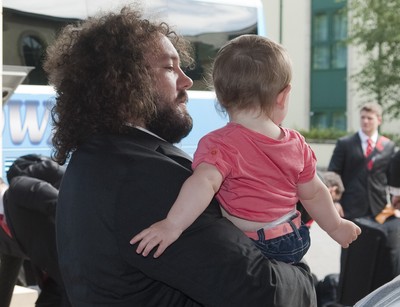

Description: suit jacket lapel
[354,133,364,158]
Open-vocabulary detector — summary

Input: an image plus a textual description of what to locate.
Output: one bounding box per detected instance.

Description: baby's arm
[130,162,223,257]
[298,174,361,248]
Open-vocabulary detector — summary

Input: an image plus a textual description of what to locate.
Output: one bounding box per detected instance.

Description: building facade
[3,0,400,135]
[261,0,400,135]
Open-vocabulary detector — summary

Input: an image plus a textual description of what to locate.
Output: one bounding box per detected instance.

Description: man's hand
[392,195,400,210]
[130,219,183,258]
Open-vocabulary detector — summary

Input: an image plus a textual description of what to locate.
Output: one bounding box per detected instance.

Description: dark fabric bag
[316,273,340,307]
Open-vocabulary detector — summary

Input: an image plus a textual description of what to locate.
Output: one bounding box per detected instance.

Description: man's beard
[147,92,193,144]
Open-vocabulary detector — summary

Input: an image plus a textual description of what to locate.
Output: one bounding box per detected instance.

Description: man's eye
[165,66,174,71]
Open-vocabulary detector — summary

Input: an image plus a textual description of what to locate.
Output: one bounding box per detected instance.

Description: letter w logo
[8,100,50,145]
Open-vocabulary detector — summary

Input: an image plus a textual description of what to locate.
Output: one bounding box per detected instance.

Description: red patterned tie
[365,138,373,170]
[0,214,11,237]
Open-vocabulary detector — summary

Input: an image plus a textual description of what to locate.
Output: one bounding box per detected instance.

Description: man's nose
[178,69,193,90]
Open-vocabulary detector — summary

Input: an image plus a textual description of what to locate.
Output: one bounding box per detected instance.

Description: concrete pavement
[304,222,341,281]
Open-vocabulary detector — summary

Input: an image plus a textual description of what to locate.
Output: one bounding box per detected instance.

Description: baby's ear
[276,84,291,108]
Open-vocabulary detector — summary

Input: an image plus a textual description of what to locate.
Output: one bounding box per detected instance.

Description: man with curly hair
[44,5,316,306]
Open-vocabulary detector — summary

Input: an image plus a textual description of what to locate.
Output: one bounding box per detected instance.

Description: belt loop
[257,228,265,241]
[288,219,301,239]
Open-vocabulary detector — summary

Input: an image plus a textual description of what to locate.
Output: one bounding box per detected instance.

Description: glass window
[333,11,347,40]
[311,112,329,129]
[332,11,347,69]
[332,42,347,68]
[332,112,346,130]
[310,111,347,130]
[313,46,330,69]
[21,35,47,85]
[22,35,43,66]
[314,14,329,42]
[312,9,347,70]
[312,13,329,70]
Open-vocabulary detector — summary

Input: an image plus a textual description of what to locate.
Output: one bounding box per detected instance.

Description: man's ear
[377,115,382,126]
[276,84,291,108]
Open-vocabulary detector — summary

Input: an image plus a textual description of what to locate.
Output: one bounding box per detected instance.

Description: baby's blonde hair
[212,34,292,115]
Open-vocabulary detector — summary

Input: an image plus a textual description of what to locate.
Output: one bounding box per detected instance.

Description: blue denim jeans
[250,220,311,264]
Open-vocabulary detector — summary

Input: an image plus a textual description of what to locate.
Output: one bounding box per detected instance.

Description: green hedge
[298,128,347,142]
[298,128,400,146]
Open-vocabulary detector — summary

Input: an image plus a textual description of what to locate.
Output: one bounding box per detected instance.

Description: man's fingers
[130,229,150,245]
[153,244,168,258]
[141,238,163,257]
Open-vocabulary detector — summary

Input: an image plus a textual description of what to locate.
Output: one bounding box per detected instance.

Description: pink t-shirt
[192,123,317,222]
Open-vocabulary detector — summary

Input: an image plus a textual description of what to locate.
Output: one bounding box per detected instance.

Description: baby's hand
[329,219,361,248]
[130,219,183,258]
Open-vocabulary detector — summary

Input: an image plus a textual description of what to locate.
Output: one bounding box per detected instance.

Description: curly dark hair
[43,5,193,164]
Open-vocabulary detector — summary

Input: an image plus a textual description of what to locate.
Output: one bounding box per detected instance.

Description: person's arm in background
[6,155,65,190]
[4,155,64,219]
[6,177,58,219]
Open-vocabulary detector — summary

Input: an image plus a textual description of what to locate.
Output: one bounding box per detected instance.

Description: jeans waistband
[244,210,301,241]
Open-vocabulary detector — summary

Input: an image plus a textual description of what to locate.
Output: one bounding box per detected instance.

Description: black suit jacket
[57,127,316,307]
[388,150,400,188]
[328,132,395,219]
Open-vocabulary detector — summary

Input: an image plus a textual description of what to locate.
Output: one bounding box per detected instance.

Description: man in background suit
[328,102,400,275]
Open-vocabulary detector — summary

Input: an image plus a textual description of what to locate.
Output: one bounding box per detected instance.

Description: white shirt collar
[358,129,378,145]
